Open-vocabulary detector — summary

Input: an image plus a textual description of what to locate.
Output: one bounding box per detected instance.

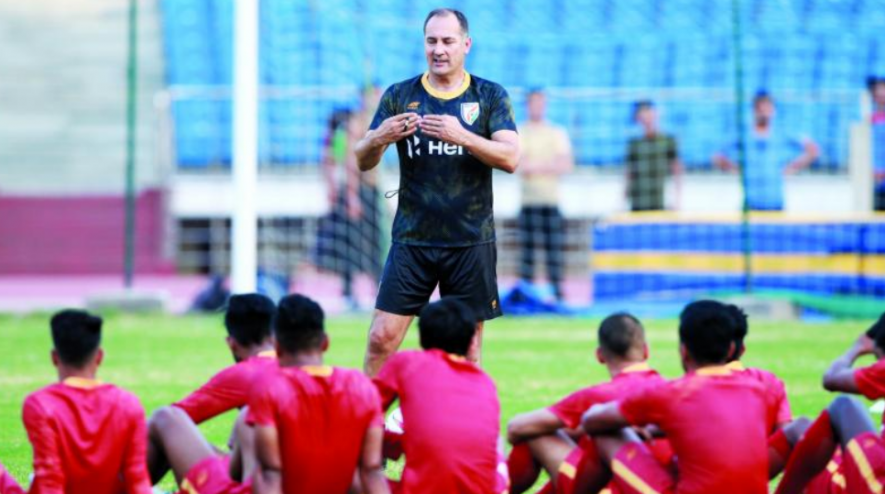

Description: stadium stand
[159,0,880,170]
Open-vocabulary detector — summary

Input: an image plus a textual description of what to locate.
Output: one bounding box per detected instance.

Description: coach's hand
[374,113,420,145]
[419,114,471,147]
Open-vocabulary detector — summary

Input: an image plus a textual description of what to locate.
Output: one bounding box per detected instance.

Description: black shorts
[375,242,502,321]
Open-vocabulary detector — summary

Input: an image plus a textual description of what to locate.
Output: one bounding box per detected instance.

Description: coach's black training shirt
[369,71,517,247]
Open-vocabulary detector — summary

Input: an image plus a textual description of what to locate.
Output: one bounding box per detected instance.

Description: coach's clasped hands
[379,113,470,147]
[418,114,470,146]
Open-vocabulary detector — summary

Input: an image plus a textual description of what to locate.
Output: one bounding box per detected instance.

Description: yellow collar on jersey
[422,71,471,100]
[621,362,652,374]
[257,350,277,359]
[725,361,746,371]
[62,377,103,389]
[301,365,333,377]
[695,365,734,376]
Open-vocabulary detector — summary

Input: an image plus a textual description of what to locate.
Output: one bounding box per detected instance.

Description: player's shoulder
[332,367,381,398]
[332,366,373,385]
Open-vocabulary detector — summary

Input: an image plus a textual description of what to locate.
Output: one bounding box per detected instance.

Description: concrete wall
[0,0,165,195]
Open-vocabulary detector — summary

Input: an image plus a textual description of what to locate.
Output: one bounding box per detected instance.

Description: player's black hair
[598,312,645,359]
[753,90,773,106]
[418,298,476,356]
[632,99,655,118]
[424,8,469,36]
[866,312,885,350]
[50,309,102,368]
[328,108,352,133]
[725,304,749,356]
[273,294,326,354]
[224,293,275,347]
[679,300,738,365]
[867,75,885,91]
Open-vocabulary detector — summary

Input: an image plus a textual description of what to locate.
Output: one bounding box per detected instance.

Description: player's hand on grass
[375,113,420,145]
[419,114,470,146]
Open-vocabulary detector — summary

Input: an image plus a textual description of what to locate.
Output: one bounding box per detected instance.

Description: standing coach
[354,8,520,376]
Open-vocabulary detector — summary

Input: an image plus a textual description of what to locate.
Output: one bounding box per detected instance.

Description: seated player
[0,310,152,494]
[147,406,254,494]
[248,294,389,494]
[774,314,885,494]
[774,396,877,494]
[723,304,808,478]
[149,293,276,482]
[581,300,778,494]
[373,298,507,494]
[505,313,665,494]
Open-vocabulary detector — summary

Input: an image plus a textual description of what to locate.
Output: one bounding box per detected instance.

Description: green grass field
[0,312,873,491]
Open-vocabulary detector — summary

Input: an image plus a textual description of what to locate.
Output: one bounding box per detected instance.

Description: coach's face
[424,13,471,78]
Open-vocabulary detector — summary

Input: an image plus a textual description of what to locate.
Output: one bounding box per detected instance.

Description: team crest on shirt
[407,101,420,110]
[461,102,480,125]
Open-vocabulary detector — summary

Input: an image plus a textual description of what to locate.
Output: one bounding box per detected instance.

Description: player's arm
[712,152,738,172]
[359,425,391,494]
[173,367,242,425]
[581,402,630,435]
[252,425,283,494]
[23,398,66,494]
[784,137,820,174]
[822,333,874,393]
[506,409,568,444]
[354,112,420,172]
[373,355,403,411]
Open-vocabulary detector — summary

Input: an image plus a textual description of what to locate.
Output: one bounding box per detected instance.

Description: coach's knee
[367,323,401,356]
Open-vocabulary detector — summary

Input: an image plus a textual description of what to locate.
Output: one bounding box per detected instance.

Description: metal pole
[731,0,752,293]
[124,0,138,288]
[231,0,259,293]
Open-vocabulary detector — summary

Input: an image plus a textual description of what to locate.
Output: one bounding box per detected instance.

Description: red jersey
[0,461,25,494]
[174,351,276,424]
[247,365,383,494]
[548,363,664,429]
[855,359,885,401]
[618,366,777,494]
[374,349,501,494]
[727,361,792,428]
[23,378,152,494]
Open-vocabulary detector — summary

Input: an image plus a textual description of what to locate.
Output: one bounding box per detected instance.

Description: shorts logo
[491,298,498,310]
[407,101,420,110]
[461,102,480,125]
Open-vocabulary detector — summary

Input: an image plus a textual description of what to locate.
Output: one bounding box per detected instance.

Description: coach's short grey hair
[424,8,469,36]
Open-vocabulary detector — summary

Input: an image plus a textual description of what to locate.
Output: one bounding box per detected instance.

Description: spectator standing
[713,91,819,211]
[625,100,683,211]
[517,89,574,302]
[868,76,885,210]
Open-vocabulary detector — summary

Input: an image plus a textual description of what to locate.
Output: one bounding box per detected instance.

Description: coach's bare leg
[468,321,484,365]
[364,310,414,377]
